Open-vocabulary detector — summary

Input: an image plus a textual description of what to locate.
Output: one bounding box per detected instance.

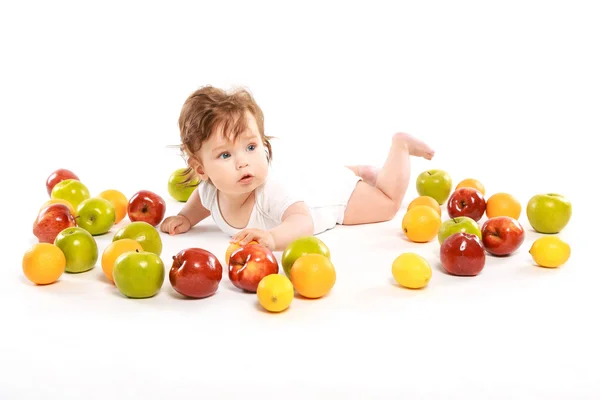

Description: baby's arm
[232,202,313,251]
[268,202,314,251]
[160,187,211,235]
[178,187,211,225]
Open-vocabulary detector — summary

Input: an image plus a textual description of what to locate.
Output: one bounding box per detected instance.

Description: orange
[40,198,76,217]
[456,178,485,196]
[486,192,522,219]
[407,196,441,216]
[101,239,143,283]
[22,243,66,285]
[402,205,442,243]
[290,254,336,299]
[225,240,258,265]
[98,189,128,224]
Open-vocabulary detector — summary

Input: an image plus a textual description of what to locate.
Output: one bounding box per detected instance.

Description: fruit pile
[23,168,336,313]
[23,167,573,312]
[392,170,572,289]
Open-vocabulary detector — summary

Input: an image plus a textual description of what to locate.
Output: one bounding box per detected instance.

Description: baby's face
[197,112,269,195]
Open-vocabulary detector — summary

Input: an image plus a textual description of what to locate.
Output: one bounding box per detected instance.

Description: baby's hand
[160,215,191,235]
[231,229,275,251]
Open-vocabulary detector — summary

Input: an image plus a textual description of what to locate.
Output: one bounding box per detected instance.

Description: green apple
[76,197,116,235]
[526,193,572,233]
[438,216,482,245]
[281,236,330,278]
[113,249,165,298]
[54,227,98,273]
[51,179,90,209]
[416,170,452,205]
[113,221,163,255]
[168,167,200,202]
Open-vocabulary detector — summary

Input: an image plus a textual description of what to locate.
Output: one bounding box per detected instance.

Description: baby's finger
[169,220,182,235]
[238,235,252,246]
[172,223,185,235]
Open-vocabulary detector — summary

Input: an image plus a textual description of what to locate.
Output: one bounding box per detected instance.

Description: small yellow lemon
[257,274,294,312]
[391,253,432,289]
[529,236,571,268]
[402,205,442,243]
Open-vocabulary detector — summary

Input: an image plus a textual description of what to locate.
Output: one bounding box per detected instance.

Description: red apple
[447,187,486,222]
[33,204,77,243]
[46,169,80,197]
[228,244,279,292]
[127,190,166,227]
[440,232,486,276]
[481,216,525,256]
[169,248,223,298]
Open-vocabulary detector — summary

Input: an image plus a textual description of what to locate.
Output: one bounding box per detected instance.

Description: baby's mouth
[239,174,254,182]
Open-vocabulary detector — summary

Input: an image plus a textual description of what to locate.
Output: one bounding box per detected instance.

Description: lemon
[391,253,432,289]
[257,274,294,312]
[529,236,571,268]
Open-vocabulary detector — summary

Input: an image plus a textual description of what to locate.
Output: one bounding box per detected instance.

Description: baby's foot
[393,132,435,160]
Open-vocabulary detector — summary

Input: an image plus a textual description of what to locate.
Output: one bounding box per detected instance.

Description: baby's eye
[247,144,256,151]
[219,152,231,159]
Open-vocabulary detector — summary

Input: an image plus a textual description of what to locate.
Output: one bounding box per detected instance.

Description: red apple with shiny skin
[440,232,486,276]
[228,244,279,292]
[169,248,223,298]
[447,187,486,222]
[127,190,166,227]
[46,168,79,196]
[33,204,77,243]
[481,216,525,256]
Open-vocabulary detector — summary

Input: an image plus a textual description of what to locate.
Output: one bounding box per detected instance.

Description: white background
[2,1,598,399]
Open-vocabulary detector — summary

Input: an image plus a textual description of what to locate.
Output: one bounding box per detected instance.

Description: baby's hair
[171,85,274,187]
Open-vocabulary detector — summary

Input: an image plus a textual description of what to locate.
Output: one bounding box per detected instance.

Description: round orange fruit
[456,178,485,196]
[486,192,522,219]
[407,196,441,216]
[290,254,336,299]
[402,205,442,243]
[22,243,66,285]
[98,189,128,224]
[101,239,144,283]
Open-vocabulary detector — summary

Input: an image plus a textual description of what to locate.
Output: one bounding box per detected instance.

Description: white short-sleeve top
[197,167,361,237]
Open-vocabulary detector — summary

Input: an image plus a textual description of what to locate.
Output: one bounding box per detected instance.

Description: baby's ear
[188,156,208,181]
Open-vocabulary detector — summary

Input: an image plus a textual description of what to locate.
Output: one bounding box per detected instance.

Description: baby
[160,85,435,251]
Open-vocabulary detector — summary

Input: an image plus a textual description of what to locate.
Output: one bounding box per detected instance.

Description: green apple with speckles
[76,197,116,235]
[168,168,200,202]
[113,221,163,255]
[51,179,90,209]
[54,227,98,273]
[113,249,165,298]
[416,170,452,205]
[526,194,572,233]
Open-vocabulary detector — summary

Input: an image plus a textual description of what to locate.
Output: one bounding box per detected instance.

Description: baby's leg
[345,133,434,188]
[345,165,380,186]
[343,133,434,225]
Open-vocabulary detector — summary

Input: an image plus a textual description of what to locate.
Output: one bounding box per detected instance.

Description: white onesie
[197,166,362,236]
